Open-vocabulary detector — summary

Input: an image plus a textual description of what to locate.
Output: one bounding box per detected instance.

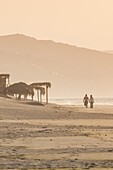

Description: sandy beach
[0,97,113,169]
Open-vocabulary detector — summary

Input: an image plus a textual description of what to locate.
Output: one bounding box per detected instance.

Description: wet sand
[0,97,113,169]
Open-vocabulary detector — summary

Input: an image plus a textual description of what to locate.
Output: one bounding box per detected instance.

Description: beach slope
[0,97,113,169]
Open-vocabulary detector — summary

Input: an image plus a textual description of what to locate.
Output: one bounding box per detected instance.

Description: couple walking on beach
[83,94,94,108]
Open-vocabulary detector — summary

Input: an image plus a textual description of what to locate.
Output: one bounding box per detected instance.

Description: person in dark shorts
[83,94,89,108]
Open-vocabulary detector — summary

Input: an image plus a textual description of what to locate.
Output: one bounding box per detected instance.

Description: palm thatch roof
[29,82,51,88]
[6,82,34,95]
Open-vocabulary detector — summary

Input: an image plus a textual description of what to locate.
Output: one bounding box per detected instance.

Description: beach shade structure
[35,86,45,103]
[0,74,10,96]
[6,82,34,100]
[30,82,51,104]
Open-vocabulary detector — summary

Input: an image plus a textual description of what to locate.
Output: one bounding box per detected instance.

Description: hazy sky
[0,0,113,50]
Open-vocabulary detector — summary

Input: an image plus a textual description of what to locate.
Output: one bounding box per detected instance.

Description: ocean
[49,97,113,106]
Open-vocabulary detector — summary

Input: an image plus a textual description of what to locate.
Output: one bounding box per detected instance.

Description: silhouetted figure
[89,95,94,108]
[83,94,89,108]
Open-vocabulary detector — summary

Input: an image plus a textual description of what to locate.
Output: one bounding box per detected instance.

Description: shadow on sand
[24,101,45,106]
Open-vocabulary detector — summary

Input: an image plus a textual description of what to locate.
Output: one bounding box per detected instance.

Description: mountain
[104,50,113,54]
[0,33,113,98]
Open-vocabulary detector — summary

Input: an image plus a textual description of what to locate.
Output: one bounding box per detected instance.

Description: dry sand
[0,97,113,169]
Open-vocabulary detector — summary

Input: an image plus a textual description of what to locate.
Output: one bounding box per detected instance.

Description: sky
[0,0,113,50]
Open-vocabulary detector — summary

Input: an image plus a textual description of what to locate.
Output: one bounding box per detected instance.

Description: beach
[0,97,113,169]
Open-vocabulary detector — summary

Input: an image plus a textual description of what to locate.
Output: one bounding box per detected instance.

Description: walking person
[83,94,89,108]
[89,95,94,108]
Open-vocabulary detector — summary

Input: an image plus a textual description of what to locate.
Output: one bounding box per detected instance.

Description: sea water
[49,97,113,106]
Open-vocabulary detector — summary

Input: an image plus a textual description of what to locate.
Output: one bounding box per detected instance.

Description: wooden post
[37,89,39,102]
[46,85,48,104]
[40,89,42,103]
